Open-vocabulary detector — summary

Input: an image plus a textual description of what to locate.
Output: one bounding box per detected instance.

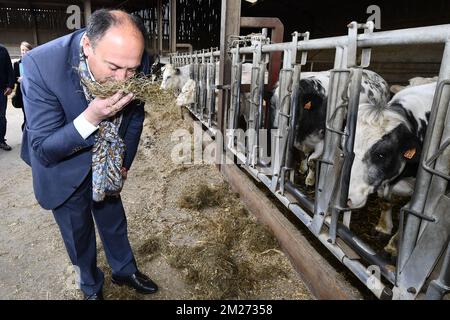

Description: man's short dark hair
[86,9,146,47]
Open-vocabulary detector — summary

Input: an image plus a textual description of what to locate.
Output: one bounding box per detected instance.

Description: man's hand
[17,77,22,83]
[83,91,134,126]
[4,88,13,96]
[121,167,128,180]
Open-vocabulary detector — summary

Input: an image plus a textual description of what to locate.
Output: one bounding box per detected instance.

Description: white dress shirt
[73,58,99,139]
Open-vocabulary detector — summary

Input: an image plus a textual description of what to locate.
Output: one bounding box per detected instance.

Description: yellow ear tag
[404,148,416,159]
[304,101,312,110]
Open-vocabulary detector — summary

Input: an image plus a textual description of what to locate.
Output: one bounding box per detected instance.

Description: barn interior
[1,0,449,300]
[1,0,449,83]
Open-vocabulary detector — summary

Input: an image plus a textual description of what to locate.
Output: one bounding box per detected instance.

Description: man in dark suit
[0,43,14,151]
[21,9,158,300]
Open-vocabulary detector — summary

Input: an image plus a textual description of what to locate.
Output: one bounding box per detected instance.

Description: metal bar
[231,24,450,55]
[398,41,450,273]
[285,181,315,213]
[329,68,363,244]
[426,239,450,300]
[284,64,302,175]
[207,49,216,127]
[310,47,349,235]
[335,223,396,285]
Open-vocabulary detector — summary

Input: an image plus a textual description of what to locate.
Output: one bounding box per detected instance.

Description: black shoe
[0,142,11,151]
[83,291,104,300]
[111,270,158,294]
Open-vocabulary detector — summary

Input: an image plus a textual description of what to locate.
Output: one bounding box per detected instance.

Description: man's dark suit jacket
[21,29,149,210]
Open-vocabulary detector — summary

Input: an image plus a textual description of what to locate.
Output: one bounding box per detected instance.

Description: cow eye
[376,153,384,159]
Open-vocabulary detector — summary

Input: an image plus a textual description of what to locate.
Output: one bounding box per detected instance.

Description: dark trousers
[52,173,137,295]
[0,92,6,142]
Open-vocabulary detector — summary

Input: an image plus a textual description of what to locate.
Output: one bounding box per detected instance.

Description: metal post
[200,50,207,118]
[309,46,350,235]
[269,32,298,192]
[328,68,363,243]
[398,41,450,272]
[327,22,372,243]
[207,49,215,127]
[218,0,241,163]
[426,240,450,300]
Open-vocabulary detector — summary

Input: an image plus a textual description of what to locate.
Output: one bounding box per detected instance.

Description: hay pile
[80,74,175,105]
[162,183,287,299]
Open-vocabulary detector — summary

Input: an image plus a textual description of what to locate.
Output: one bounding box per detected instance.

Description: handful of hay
[80,74,173,105]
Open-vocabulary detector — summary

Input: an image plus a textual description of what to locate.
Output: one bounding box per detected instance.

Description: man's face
[82,26,144,83]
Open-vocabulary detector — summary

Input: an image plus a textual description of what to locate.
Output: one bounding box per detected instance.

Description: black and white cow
[270,70,391,186]
[348,82,435,243]
[150,55,165,83]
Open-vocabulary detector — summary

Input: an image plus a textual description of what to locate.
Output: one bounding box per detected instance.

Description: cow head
[176,79,196,106]
[292,77,328,148]
[160,64,181,90]
[348,106,419,208]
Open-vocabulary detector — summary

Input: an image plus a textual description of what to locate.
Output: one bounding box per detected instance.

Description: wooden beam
[170,0,176,53]
[157,0,162,54]
[221,163,363,300]
[217,0,241,152]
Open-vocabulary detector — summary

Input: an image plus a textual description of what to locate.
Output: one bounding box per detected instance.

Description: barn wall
[241,0,449,85]
[0,28,69,58]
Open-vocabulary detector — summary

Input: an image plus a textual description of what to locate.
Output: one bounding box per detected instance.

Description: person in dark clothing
[0,44,15,151]
[12,41,33,131]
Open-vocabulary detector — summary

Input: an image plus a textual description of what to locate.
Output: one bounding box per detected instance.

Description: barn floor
[0,96,312,300]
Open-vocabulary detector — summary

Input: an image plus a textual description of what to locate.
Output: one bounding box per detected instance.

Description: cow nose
[347,199,353,207]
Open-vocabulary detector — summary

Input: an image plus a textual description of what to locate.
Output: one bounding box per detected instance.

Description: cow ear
[175,68,181,75]
[396,124,420,162]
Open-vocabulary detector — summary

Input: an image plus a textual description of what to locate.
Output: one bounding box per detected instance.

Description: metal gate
[169,22,450,300]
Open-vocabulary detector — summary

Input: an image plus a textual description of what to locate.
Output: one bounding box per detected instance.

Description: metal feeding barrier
[169,48,220,135]
[170,22,450,299]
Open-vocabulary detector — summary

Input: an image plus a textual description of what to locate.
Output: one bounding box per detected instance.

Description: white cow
[390,76,438,94]
[176,79,196,106]
[348,82,436,253]
[160,64,191,93]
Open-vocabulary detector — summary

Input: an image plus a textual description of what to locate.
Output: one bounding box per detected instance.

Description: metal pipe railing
[231,24,450,55]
